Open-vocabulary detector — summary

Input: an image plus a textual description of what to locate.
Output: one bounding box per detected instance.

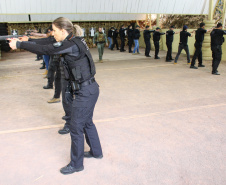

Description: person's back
[166,30,175,43]
[211,29,225,47]
[195,28,206,43]
[143,30,151,40]
[180,30,191,45]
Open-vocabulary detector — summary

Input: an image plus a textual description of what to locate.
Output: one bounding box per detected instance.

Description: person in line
[165,25,179,62]
[9,17,103,174]
[190,23,212,69]
[128,25,134,53]
[143,25,155,57]
[93,27,108,63]
[132,25,141,55]
[210,23,226,75]
[174,25,195,64]
[107,27,114,49]
[119,25,127,52]
[153,27,165,59]
[111,28,119,50]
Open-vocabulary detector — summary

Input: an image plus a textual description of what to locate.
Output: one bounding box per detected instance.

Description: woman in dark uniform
[9,17,103,175]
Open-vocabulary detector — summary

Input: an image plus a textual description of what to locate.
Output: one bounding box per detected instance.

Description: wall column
[203,0,216,60]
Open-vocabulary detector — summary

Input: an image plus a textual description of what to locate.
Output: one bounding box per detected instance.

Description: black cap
[170,25,175,28]
[111,27,114,29]
[136,25,140,28]
[146,25,150,28]
[217,23,222,28]
[156,27,160,30]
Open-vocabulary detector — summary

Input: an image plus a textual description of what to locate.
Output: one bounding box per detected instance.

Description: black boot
[84,151,103,159]
[40,61,45,69]
[60,164,84,175]
[58,126,70,135]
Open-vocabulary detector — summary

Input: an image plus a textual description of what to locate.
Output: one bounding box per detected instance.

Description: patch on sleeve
[53,42,63,47]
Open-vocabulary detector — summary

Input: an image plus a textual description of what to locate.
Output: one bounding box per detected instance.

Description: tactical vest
[97,33,105,42]
[65,37,96,83]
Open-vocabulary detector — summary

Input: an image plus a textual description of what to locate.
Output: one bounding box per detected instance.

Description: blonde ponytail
[73,24,83,36]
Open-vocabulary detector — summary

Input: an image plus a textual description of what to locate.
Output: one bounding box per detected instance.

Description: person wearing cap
[132,25,141,54]
[210,23,226,75]
[190,23,212,69]
[107,27,114,49]
[174,25,195,64]
[128,25,134,53]
[143,25,155,57]
[166,25,179,62]
[153,27,165,59]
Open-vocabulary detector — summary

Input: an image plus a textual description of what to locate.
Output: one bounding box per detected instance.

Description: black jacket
[143,30,155,41]
[211,29,226,46]
[133,29,141,39]
[153,31,165,42]
[17,34,96,83]
[128,29,133,39]
[119,28,127,38]
[108,30,113,37]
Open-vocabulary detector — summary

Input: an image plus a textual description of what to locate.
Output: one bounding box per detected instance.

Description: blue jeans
[43,55,50,70]
[108,37,112,49]
[133,39,139,53]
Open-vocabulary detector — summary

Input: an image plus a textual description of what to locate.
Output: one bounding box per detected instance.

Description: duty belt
[80,78,96,87]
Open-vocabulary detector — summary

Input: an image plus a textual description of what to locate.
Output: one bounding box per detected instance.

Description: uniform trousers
[211,45,222,73]
[128,37,133,52]
[48,59,61,98]
[111,38,119,50]
[97,43,105,60]
[175,43,190,62]
[191,42,203,66]
[145,40,151,56]
[120,37,125,51]
[61,78,72,128]
[154,41,160,57]
[70,81,102,168]
[166,42,173,60]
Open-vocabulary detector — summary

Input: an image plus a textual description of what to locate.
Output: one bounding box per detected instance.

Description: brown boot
[43,70,48,75]
[47,98,61,103]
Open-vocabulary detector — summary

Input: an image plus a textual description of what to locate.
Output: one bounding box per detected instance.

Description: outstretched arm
[9,39,73,56]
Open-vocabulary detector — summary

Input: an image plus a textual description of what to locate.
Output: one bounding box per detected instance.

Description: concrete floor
[0,48,226,185]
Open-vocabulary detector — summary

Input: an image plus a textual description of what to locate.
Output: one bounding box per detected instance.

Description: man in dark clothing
[174,25,195,64]
[190,23,212,69]
[107,27,114,49]
[153,27,165,59]
[119,25,127,52]
[166,25,179,62]
[143,25,155,57]
[210,23,226,75]
[128,25,133,53]
[132,25,141,54]
[111,28,119,50]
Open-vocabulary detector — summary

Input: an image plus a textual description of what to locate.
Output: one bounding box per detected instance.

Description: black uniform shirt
[128,29,133,38]
[153,31,165,42]
[195,28,207,42]
[143,30,155,41]
[113,31,119,40]
[119,28,127,38]
[180,31,191,45]
[166,30,175,43]
[211,29,226,46]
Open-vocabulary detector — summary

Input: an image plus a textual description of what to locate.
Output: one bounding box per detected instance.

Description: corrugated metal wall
[0,0,218,22]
